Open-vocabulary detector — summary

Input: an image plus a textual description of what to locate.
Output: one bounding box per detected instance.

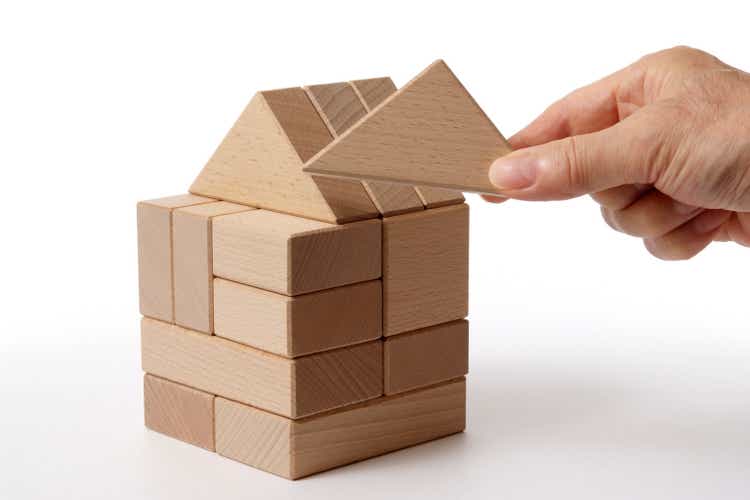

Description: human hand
[486,46,750,260]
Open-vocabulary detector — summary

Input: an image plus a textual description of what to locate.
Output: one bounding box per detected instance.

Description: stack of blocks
[138,64,473,479]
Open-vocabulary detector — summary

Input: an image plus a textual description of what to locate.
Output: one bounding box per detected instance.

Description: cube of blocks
[137,61,488,479]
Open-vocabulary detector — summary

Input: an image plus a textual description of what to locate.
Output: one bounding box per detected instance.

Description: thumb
[488,122,654,201]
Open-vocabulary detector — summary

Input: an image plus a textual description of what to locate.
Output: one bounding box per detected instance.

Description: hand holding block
[215,378,466,479]
[141,318,382,418]
[173,201,254,333]
[137,194,215,322]
[383,204,469,335]
[304,60,512,195]
[212,209,381,296]
[213,278,381,357]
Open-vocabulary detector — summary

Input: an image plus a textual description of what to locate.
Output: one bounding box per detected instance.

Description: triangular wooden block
[303,60,512,195]
[190,87,378,224]
[305,80,424,216]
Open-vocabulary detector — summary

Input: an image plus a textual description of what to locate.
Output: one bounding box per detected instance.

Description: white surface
[1,1,749,498]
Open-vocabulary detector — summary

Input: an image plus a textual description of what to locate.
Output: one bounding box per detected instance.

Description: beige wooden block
[190,87,378,224]
[384,320,469,395]
[172,201,253,333]
[137,194,215,322]
[215,378,466,479]
[143,374,215,451]
[349,77,464,209]
[213,278,381,357]
[383,203,469,335]
[212,209,381,296]
[306,81,423,217]
[141,318,382,418]
[304,60,512,195]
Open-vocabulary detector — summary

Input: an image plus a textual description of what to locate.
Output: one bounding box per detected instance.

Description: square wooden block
[143,374,215,451]
[213,278,381,357]
[173,201,253,333]
[137,194,214,322]
[215,378,466,479]
[141,318,383,418]
[212,209,381,296]
[384,320,469,395]
[382,203,469,335]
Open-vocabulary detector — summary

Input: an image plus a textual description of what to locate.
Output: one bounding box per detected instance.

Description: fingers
[720,212,750,246]
[644,210,732,260]
[590,184,652,210]
[603,191,702,238]
[481,194,508,204]
[489,116,657,201]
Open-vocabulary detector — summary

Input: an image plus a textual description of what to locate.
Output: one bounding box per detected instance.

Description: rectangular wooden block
[384,320,469,395]
[349,78,464,209]
[215,378,466,479]
[144,374,215,451]
[172,201,254,333]
[137,194,215,322]
[213,278,381,357]
[383,203,469,335]
[212,209,381,296]
[141,318,383,418]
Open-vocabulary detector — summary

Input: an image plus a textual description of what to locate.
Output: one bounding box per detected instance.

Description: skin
[486,46,750,260]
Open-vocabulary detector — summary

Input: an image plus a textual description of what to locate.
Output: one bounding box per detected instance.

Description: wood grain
[349,78,464,208]
[384,320,469,395]
[143,374,215,451]
[173,201,253,333]
[189,88,378,224]
[212,209,381,296]
[137,194,214,322]
[304,60,512,195]
[383,204,469,335]
[213,278,381,357]
[306,81,423,217]
[215,378,466,479]
[141,318,383,418]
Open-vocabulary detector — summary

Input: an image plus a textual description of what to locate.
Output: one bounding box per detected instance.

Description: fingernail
[672,200,699,215]
[691,210,729,234]
[489,155,538,190]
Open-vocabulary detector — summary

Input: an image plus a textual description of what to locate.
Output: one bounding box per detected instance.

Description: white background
[1,1,748,498]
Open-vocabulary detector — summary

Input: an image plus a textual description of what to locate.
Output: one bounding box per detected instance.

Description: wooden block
[190,87,378,224]
[215,378,466,479]
[172,201,253,333]
[213,278,381,357]
[137,194,215,322]
[143,374,215,451]
[384,320,469,395]
[305,81,423,217]
[383,204,469,335]
[212,209,381,296]
[141,318,382,418]
[349,78,464,209]
[304,60,512,195]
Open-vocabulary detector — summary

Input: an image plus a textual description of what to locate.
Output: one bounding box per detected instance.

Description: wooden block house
[137,62,489,479]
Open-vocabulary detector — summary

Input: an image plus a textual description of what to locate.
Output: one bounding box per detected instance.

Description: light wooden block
[384,320,469,395]
[383,203,469,335]
[349,78,464,209]
[305,81,423,217]
[173,201,253,333]
[141,318,382,418]
[304,60,512,195]
[213,278,381,357]
[190,87,378,224]
[212,209,381,296]
[215,378,466,479]
[144,374,215,451]
[137,194,215,322]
